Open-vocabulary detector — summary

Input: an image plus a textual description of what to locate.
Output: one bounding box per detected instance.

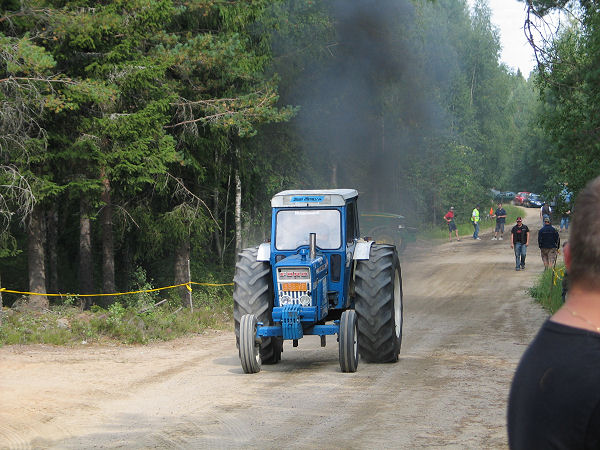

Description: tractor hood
[274,250,327,272]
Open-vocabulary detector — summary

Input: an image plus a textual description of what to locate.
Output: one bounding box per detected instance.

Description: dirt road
[1,207,553,449]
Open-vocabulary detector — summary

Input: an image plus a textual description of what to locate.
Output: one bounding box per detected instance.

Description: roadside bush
[529,264,565,314]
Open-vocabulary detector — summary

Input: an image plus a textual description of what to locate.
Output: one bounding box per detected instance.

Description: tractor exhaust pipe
[309,232,316,259]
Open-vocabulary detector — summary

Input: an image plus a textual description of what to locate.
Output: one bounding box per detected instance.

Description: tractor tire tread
[233,247,281,364]
[354,244,403,363]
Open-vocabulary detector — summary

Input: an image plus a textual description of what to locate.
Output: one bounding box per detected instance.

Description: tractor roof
[271,189,358,207]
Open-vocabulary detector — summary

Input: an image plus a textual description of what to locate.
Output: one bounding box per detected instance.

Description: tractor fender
[257,242,271,261]
[353,241,374,260]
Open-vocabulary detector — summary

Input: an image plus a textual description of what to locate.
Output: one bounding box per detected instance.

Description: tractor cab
[269,189,359,313]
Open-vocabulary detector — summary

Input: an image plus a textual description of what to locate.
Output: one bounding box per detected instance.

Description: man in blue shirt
[491,202,507,240]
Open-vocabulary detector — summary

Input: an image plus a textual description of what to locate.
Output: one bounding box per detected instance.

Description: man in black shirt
[538,215,560,270]
[510,217,529,271]
[507,176,600,449]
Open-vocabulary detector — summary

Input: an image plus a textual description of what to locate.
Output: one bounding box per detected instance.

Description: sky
[468,0,536,75]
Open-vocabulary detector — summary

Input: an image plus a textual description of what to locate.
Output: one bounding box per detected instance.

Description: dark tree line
[0,0,545,309]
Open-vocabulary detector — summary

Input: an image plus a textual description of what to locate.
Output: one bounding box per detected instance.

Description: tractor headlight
[280,295,293,305]
[299,295,311,306]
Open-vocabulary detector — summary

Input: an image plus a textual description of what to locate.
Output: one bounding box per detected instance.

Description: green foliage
[2,34,56,74]
[119,266,160,310]
[529,264,566,314]
[0,287,232,346]
[0,0,552,319]
[530,1,600,196]
[0,311,73,345]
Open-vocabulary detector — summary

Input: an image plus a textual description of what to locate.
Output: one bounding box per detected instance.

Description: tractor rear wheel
[339,309,359,373]
[233,247,281,364]
[239,314,261,373]
[354,244,403,363]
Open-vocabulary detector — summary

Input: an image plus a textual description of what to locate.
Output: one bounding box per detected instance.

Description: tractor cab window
[275,209,341,250]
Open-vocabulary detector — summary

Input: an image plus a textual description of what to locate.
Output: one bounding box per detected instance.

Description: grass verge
[0,286,233,346]
[528,263,566,314]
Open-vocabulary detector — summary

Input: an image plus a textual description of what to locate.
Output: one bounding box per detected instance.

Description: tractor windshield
[275,209,341,250]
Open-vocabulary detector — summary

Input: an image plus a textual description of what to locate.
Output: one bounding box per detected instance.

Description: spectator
[491,202,507,240]
[560,209,571,233]
[540,201,552,225]
[471,204,481,240]
[510,217,529,271]
[558,184,573,232]
[443,207,460,242]
[538,215,560,270]
[507,175,600,448]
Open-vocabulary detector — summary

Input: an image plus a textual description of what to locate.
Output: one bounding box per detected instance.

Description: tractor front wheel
[239,314,261,374]
[339,309,359,373]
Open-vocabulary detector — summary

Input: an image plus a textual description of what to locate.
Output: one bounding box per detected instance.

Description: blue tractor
[233,189,403,373]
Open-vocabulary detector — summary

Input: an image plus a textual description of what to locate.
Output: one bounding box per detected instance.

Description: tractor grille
[278,287,310,305]
[277,267,311,306]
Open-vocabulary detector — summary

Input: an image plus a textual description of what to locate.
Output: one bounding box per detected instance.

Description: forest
[0,0,597,311]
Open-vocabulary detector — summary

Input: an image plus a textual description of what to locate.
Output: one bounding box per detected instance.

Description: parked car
[527,193,544,208]
[514,191,531,206]
[495,191,515,203]
[494,191,515,203]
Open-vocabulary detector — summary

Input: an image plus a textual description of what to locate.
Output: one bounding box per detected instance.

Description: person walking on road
[558,186,573,232]
[510,217,529,271]
[538,215,560,270]
[492,202,507,240]
[560,209,571,232]
[507,175,600,449]
[471,204,481,240]
[540,201,552,225]
[444,207,460,242]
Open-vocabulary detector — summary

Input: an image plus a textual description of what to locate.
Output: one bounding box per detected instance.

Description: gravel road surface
[0,207,552,449]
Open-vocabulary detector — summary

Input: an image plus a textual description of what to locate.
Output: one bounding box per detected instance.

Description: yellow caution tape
[552,267,565,286]
[0,280,233,298]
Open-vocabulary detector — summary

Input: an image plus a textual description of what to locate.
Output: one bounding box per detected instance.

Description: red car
[514,192,531,206]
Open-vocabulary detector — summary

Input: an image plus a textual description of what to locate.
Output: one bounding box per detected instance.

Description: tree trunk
[101,174,115,306]
[27,205,48,310]
[46,204,58,294]
[213,150,224,263]
[174,239,191,308]
[222,171,231,260]
[235,155,242,255]
[79,198,94,309]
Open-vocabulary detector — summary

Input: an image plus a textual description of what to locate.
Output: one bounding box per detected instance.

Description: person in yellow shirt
[471,204,481,240]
